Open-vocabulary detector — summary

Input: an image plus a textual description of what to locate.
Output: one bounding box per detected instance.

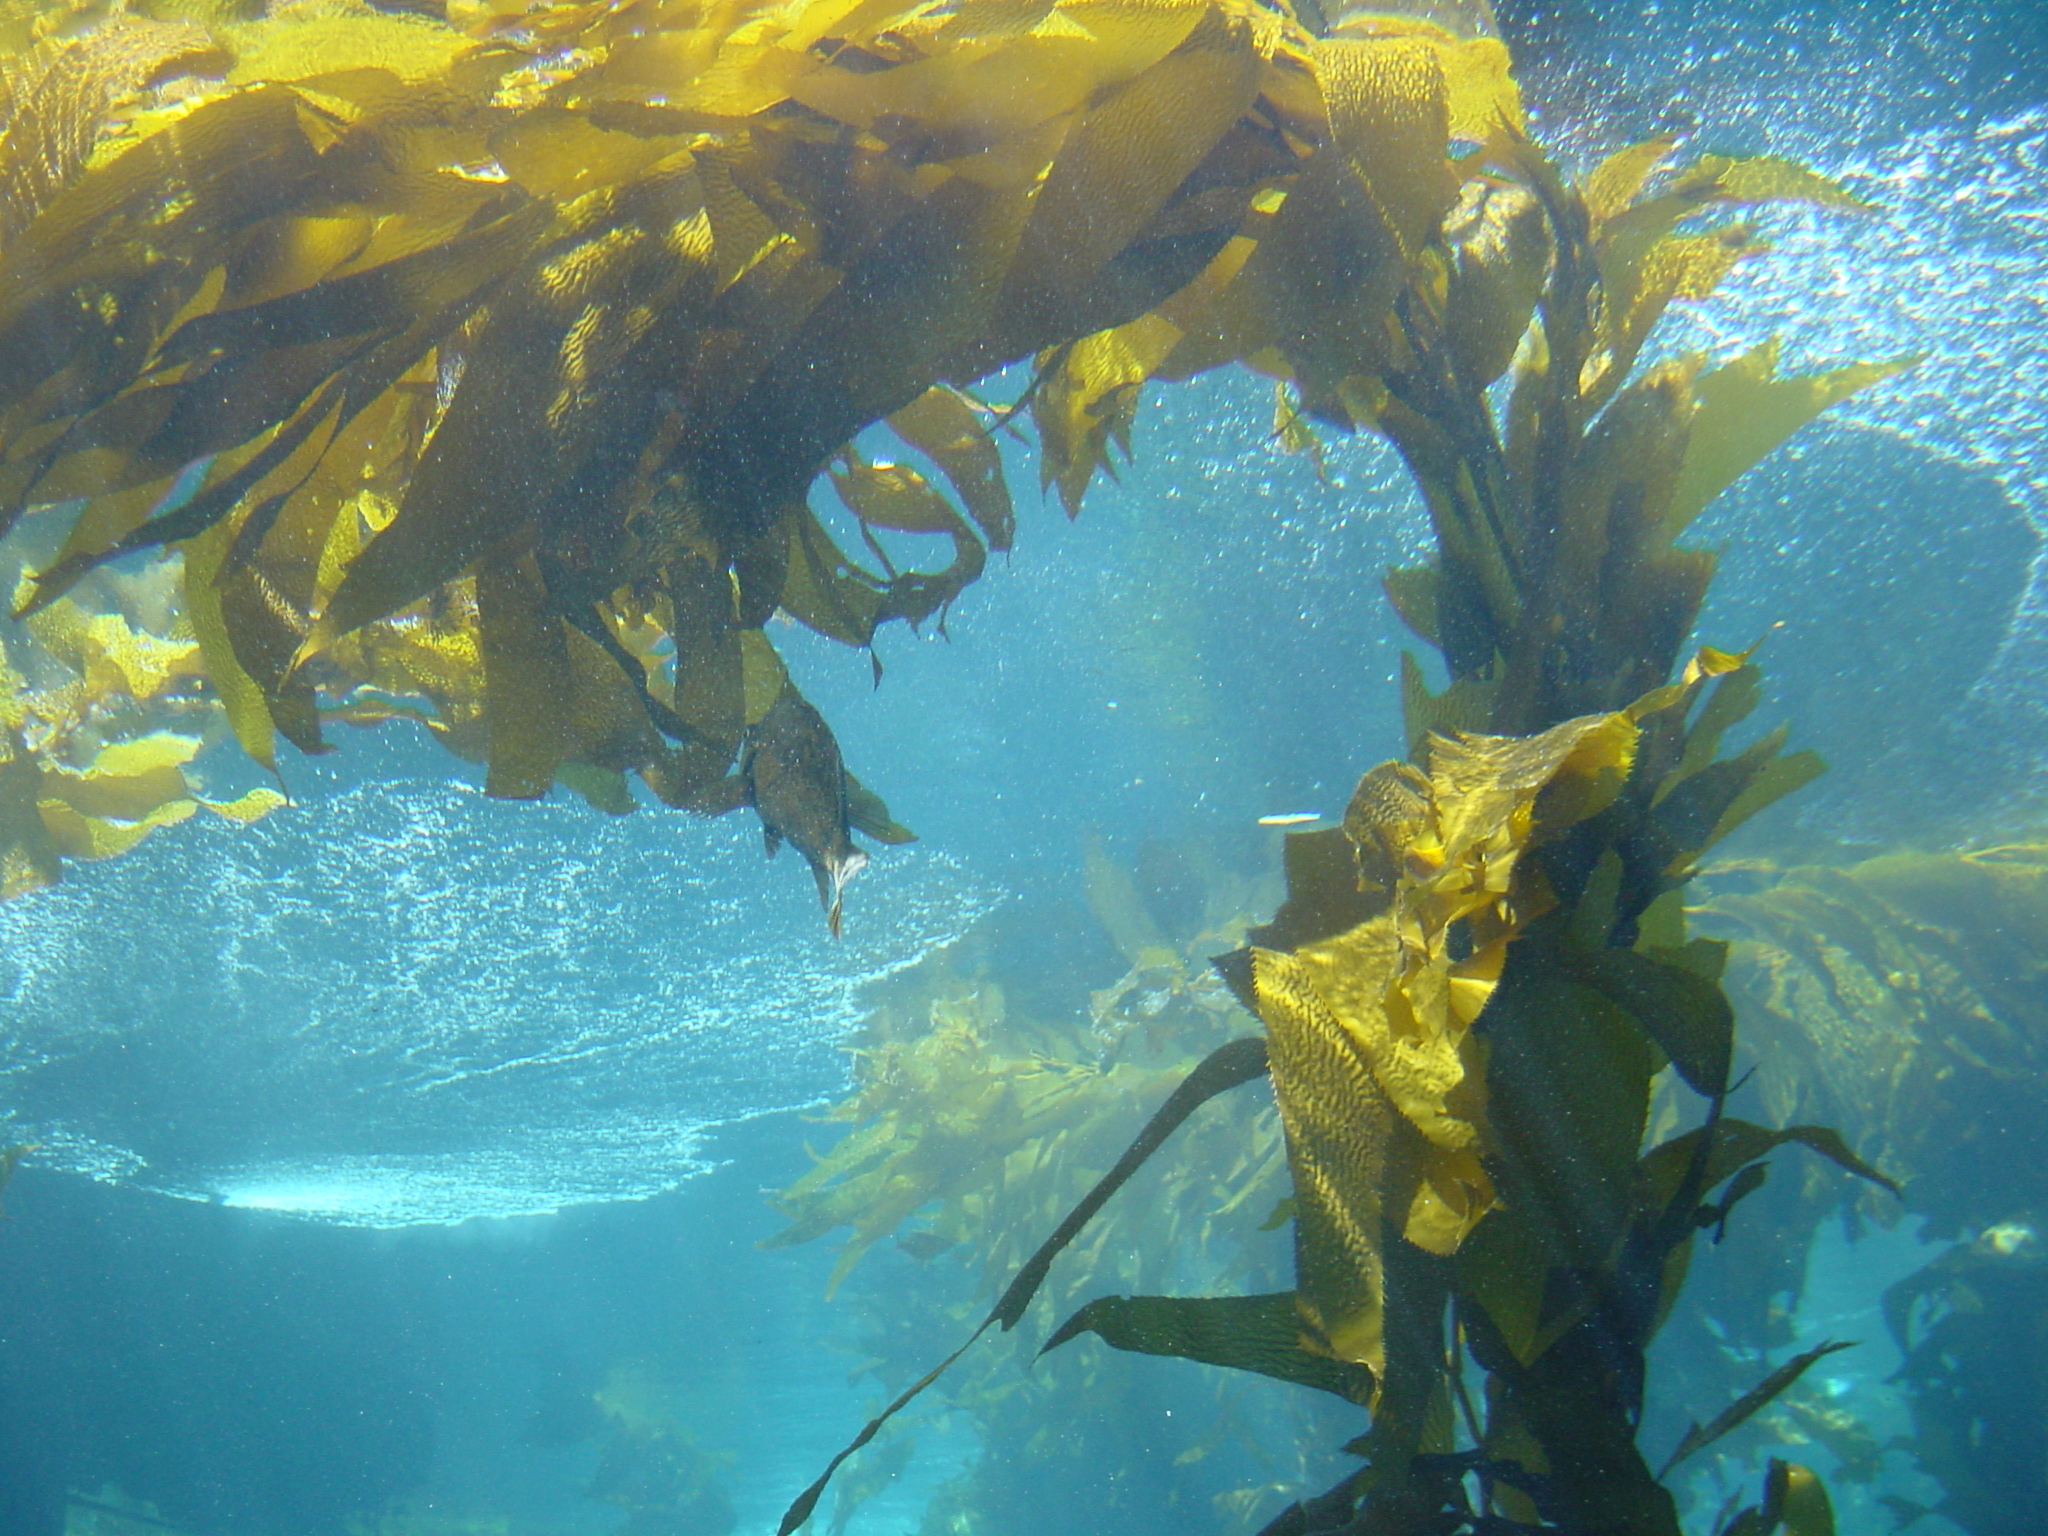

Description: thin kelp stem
[779,1035,1271,1533]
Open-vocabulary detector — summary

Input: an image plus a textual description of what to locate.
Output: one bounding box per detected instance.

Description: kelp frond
[0,0,1522,920]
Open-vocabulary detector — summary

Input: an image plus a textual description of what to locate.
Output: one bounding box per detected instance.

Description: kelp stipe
[781,106,1910,1536]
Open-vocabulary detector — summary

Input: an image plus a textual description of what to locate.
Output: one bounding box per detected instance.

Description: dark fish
[741,688,868,938]
[895,1230,954,1262]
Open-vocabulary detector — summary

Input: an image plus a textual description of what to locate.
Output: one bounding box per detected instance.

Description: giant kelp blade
[885,386,1014,551]
[777,1329,989,1536]
[1043,1291,1376,1404]
[0,16,225,241]
[1637,1118,1901,1216]
[1252,932,1404,1375]
[1664,340,1915,538]
[1657,1341,1856,1479]
[1567,940,1735,1097]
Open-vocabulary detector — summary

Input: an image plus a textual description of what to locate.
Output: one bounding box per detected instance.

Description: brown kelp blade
[778,1034,1270,1532]
[1657,1340,1857,1479]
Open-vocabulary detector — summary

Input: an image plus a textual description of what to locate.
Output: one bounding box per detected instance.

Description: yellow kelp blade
[1720,1459,1839,1536]
[1043,1291,1377,1404]
[1254,937,1402,1375]
[1664,339,1916,538]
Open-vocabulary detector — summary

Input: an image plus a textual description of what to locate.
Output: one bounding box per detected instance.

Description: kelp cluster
[0,549,283,896]
[1702,843,2048,1245]
[1880,1225,2048,1536]
[783,106,1909,1536]
[1653,843,2048,1532]
[0,0,1518,923]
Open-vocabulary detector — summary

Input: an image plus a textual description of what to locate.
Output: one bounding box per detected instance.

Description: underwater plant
[1879,1224,2048,1536]
[772,842,1329,1536]
[0,1,1953,1531]
[0,0,1513,927]
[780,66,1914,1536]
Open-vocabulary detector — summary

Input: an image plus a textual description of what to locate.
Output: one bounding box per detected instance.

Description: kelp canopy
[0,0,1519,918]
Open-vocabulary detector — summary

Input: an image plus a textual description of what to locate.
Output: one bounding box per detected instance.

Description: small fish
[1257,811,1324,827]
[894,1231,954,1262]
[741,688,868,938]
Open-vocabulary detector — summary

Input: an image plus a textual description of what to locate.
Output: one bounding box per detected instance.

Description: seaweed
[0,0,1519,925]
[781,72,1909,1536]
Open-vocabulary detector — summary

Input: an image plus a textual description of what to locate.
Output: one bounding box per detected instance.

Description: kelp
[768,852,1302,1535]
[0,0,1521,923]
[1,561,284,897]
[1698,842,2048,1243]
[785,115,1907,1534]
[1878,1225,2048,1536]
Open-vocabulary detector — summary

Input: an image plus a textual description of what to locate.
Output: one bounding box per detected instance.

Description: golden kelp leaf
[221,4,470,88]
[0,16,222,240]
[1311,35,1455,265]
[1565,940,1734,1096]
[831,456,965,537]
[792,2,1204,141]
[1658,1340,1857,1478]
[1443,181,1550,389]
[988,38,1259,349]
[1044,1291,1376,1404]
[1273,382,1331,480]
[1588,226,1760,405]
[1663,662,1762,791]
[39,731,200,821]
[1383,567,1440,648]
[1400,652,1495,757]
[739,630,788,729]
[1582,136,1677,227]
[1293,923,1482,1155]
[1553,356,1696,595]
[1676,153,1874,214]
[1652,721,1824,865]
[182,510,271,775]
[38,792,196,860]
[23,597,202,701]
[1425,711,1637,864]
[1664,339,1915,537]
[1453,1203,1548,1363]
[490,109,686,203]
[1253,941,1396,1374]
[200,786,287,823]
[1636,1118,1900,1217]
[1034,320,1173,516]
[474,550,585,800]
[887,386,1014,551]
[1774,1461,1838,1536]
[778,508,887,648]
[1429,31,1522,142]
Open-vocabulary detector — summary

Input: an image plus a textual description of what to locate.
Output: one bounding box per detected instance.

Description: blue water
[3,1,2045,1533]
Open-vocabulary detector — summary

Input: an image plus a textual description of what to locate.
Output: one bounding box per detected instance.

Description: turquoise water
[3,1,2046,1533]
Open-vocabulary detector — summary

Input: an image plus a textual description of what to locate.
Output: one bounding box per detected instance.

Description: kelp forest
[1,0,2043,1534]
